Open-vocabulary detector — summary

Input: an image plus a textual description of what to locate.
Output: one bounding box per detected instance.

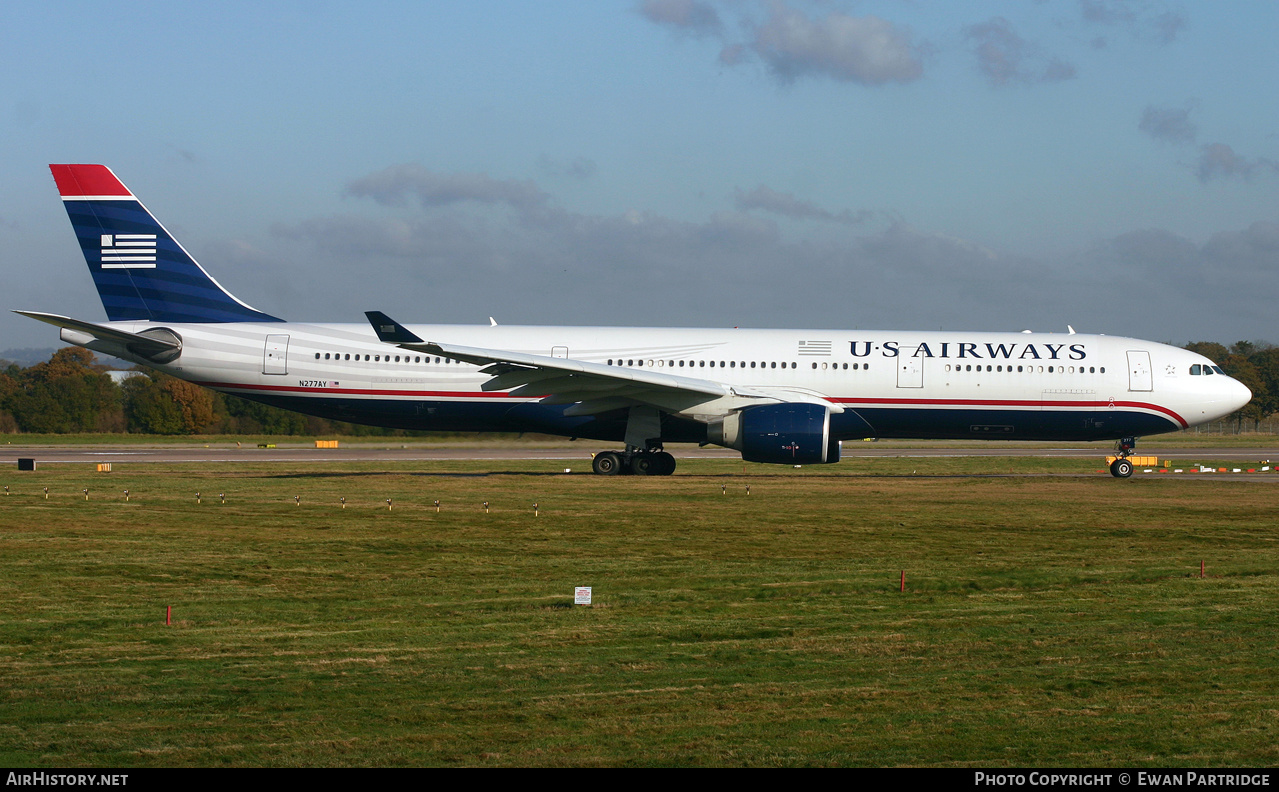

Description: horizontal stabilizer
[14,311,182,362]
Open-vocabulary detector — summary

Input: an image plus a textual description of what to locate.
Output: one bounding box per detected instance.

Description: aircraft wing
[365,311,792,417]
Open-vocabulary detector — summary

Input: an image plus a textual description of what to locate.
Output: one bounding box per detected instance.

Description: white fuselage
[83,321,1252,444]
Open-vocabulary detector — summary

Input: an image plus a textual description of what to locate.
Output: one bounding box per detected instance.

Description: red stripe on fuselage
[193,381,1188,428]
[831,397,1187,428]
[191,380,525,399]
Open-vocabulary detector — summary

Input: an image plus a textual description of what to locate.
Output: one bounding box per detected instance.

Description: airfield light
[341,497,346,509]
[124,490,129,502]
[434,499,440,513]
[295,495,300,507]
[83,488,89,501]
[534,502,539,517]
[387,498,393,511]
[483,501,489,514]
[43,487,48,500]
[220,493,225,504]
[196,492,201,504]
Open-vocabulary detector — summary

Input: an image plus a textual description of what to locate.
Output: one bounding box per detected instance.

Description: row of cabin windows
[606,359,811,370]
[314,352,462,365]
[946,364,1106,374]
[1190,365,1226,375]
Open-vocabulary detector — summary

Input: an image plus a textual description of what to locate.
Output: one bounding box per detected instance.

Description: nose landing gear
[1109,436,1137,478]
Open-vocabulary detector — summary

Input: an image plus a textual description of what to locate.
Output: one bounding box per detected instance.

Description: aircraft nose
[1225,377,1253,414]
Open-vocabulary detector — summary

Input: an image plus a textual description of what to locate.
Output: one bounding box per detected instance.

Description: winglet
[365,311,424,343]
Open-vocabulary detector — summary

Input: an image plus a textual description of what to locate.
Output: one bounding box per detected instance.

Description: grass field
[1,455,1277,767]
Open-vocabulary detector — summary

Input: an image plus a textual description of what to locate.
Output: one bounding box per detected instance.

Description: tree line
[0,343,1275,435]
[0,348,423,436]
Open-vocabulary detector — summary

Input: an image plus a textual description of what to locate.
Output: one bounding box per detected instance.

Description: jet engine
[707,402,841,464]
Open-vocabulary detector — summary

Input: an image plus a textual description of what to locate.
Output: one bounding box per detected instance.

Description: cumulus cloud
[745,6,923,86]
[1196,143,1279,183]
[636,0,722,37]
[966,17,1076,86]
[735,184,874,225]
[1078,0,1187,44]
[637,0,923,88]
[1139,104,1198,144]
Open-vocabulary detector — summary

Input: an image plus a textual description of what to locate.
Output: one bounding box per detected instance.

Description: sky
[1,0,1277,354]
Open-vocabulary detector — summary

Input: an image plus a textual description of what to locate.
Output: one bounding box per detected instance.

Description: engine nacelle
[707,403,841,465]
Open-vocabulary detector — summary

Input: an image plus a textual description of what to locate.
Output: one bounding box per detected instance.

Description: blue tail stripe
[63,198,281,323]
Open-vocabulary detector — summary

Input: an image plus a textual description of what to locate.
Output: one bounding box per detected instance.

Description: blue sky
[2,0,1277,353]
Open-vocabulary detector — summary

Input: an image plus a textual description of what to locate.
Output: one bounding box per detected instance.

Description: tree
[1185,342,1229,363]
[3,348,120,433]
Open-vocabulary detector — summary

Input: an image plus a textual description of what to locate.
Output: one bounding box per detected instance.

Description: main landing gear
[1109,436,1138,479]
[592,447,676,476]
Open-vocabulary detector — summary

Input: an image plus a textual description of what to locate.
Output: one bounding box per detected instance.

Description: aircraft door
[263,334,290,375]
[1126,350,1152,392]
[896,355,923,388]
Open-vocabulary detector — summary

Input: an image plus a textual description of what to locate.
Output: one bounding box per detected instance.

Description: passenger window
[314,353,320,359]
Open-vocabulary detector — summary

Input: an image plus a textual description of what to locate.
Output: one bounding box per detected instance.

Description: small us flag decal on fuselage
[101,234,157,268]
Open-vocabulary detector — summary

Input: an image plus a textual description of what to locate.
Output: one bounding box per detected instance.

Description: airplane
[16,164,1252,478]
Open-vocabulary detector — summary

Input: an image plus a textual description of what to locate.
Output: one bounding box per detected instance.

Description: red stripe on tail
[49,164,132,197]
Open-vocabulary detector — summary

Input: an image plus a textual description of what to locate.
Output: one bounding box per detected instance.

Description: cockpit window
[1211,365,1225,375]
[1204,365,1214,375]
[1190,364,1201,375]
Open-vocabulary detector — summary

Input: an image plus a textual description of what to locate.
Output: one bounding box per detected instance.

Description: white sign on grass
[574,587,592,605]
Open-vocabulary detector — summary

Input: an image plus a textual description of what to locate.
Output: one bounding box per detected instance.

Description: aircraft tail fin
[49,164,282,323]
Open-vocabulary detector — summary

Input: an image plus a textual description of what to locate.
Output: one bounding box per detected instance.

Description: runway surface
[3,441,1277,470]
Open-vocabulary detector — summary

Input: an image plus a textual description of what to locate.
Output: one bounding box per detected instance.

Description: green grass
[1,458,1277,766]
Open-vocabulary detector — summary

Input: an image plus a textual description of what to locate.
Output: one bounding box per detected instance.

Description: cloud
[344,163,550,215]
[1196,143,1279,183]
[266,163,1279,343]
[966,17,1076,86]
[1137,104,1278,183]
[1078,0,1187,44]
[1138,104,1198,144]
[636,0,722,37]
[637,0,923,87]
[734,184,874,225]
[1152,11,1188,43]
[746,6,924,86]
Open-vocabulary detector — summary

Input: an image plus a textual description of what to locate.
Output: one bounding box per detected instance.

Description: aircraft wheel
[630,455,655,476]
[654,451,676,475]
[593,452,623,476]
[1110,458,1134,479]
